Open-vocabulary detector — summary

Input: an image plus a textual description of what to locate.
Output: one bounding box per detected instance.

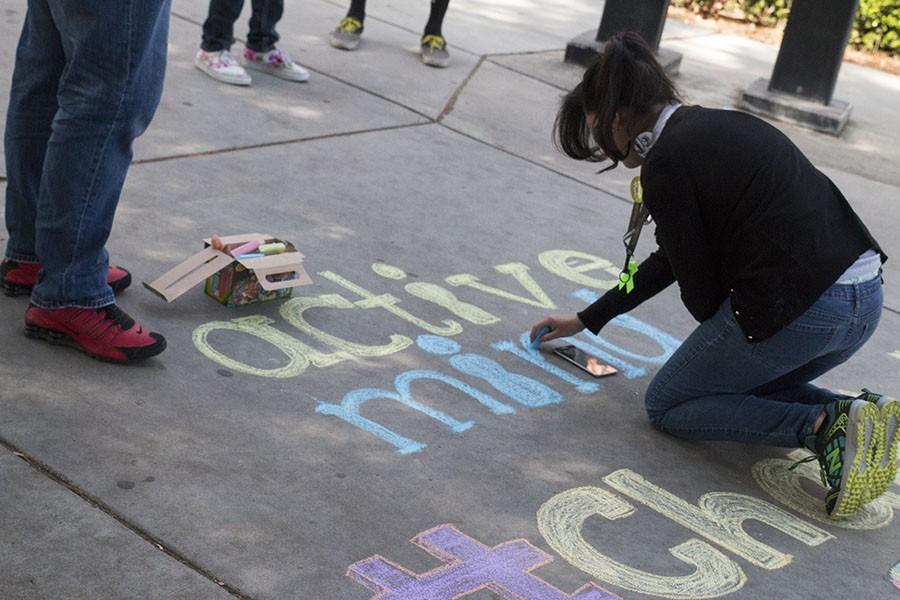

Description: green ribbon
[618,259,638,294]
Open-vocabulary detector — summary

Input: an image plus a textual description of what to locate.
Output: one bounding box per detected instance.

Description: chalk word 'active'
[192,251,633,378]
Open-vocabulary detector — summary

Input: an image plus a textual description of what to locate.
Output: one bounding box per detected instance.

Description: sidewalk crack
[0,437,257,600]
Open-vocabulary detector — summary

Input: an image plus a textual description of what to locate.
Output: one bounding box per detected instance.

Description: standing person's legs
[420,0,451,68]
[242,0,309,82]
[423,0,450,36]
[196,0,252,86]
[4,0,134,298]
[202,0,244,52]
[330,0,365,51]
[247,0,283,52]
[4,0,64,270]
[30,0,171,310]
[11,0,170,363]
[644,279,882,447]
[346,0,366,21]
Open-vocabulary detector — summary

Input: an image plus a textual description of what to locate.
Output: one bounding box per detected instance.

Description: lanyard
[617,104,680,293]
[618,176,650,294]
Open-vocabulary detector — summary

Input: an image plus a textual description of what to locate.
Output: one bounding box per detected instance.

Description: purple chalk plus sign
[347,524,619,600]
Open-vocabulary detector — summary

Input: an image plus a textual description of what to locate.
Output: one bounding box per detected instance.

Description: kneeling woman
[531,32,898,518]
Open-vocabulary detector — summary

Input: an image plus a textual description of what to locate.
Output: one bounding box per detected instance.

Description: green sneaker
[854,389,900,504]
[330,17,364,51]
[802,398,880,518]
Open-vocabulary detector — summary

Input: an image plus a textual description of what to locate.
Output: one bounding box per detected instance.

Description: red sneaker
[1,259,132,297]
[25,304,166,363]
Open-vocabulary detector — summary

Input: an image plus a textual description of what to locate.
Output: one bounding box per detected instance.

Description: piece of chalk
[531,325,551,349]
[235,252,265,259]
[211,235,225,252]
[229,239,264,258]
[259,242,286,255]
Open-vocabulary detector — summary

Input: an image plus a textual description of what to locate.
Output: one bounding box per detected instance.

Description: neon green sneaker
[854,389,900,504]
[801,398,880,518]
[330,17,364,51]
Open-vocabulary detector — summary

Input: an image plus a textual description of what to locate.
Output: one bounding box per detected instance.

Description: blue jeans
[201,0,283,53]
[4,0,171,309]
[645,275,883,447]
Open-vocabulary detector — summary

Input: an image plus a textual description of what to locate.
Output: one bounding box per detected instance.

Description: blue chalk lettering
[417,334,462,356]
[491,336,601,394]
[449,353,562,407]
[573,288,682,364]
[316,369,513,454]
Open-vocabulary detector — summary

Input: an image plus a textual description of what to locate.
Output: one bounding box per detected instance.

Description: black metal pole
[565,0,680,73]
[596,0,669,51]
[769,0,858,104]
[739,0,858,134]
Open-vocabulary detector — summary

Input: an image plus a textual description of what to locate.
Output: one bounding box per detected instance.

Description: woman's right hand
[530,314,586,344]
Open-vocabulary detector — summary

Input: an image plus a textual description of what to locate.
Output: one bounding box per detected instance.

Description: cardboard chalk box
[144,233,312,305]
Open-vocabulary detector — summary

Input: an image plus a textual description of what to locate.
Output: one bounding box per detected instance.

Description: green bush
[742,0,791,27]
[670,0,900,56]
[851,0,900,54]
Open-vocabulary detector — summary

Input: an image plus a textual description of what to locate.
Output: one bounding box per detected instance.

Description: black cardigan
[578,106,885,342]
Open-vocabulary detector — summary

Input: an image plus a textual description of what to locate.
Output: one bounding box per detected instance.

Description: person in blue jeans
[530,32,898,519]
[1,0,170,363]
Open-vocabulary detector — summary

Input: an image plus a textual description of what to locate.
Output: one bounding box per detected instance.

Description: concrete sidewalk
[1,1,899,599]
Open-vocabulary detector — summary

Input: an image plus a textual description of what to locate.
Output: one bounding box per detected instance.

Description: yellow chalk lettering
[885,491,900,508]
[603,469,831,570]
[538,250,622,290]
[320,270,462,336]
[405,282,499,325]
[445,262,556,309]
[371,263,408,280]
[752,450,896,530]
[192,315,312,378]
[370,262,498,325]
[537,486,745,599]
[280,295,412,359]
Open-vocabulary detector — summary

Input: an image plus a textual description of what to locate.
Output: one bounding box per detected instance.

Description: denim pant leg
[247,0,283,52]
[4,0,66,264]
[644,280,881,448]
[201,0,244,52]
[747,278,882,410]
[27,0,171,309]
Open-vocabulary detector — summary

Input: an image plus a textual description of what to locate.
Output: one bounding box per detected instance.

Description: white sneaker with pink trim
[194,49,252,86]
[242,47,310,82]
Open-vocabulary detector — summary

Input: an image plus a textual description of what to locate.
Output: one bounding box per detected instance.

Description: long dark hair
[554,32,681,168]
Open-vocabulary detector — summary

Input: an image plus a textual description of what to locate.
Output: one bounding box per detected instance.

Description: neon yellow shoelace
[338,17,362,33]
[421,34,446,50]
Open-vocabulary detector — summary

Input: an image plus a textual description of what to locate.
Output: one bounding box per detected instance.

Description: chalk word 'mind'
[315,312,678,454]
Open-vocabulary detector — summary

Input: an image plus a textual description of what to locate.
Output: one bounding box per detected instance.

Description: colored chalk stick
[259,242,286,255]
[229,239,264,258]
[531,325,551,349]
